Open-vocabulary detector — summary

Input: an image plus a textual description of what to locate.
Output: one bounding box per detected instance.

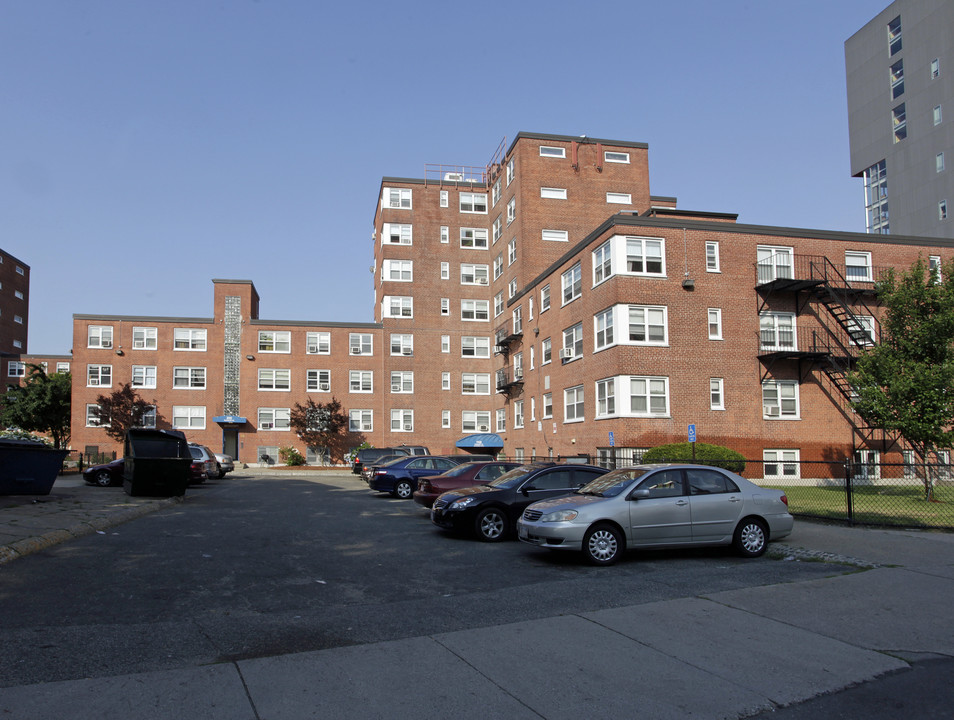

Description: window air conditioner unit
[478,278,488,285]
[307,345,319,353]
[261,422,274,429]
[514,369,524,380]
[101,341,112,348]
[392,384,402,392]
[403,423,413,431]
[444,172,464,181]
[402,348,412,356]
[477,424,490,432]
[559,348,574,360]
[319,383,330,391]
[350,347,361,355]
[764,406,780,417]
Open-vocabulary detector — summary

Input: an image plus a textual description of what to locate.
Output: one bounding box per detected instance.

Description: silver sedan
[516,464,794,566]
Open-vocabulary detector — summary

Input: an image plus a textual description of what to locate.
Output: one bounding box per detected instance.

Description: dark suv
[351,447,410,475]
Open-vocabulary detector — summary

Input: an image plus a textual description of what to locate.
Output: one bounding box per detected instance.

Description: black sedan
[431,463,609,541]
[82,458,125,487]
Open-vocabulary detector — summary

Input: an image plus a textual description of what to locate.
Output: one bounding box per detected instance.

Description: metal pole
[844,457,854,525]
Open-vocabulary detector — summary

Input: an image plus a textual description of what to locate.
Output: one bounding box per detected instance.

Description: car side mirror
[630,489,651,501]
[522,485,535,495]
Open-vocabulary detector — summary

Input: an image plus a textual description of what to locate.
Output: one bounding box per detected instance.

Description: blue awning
[213,415,248,426]
[456,433,504,449]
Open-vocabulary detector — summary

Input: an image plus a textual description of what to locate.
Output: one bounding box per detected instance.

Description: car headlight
[541,509,578,522]
[450,497,476,509]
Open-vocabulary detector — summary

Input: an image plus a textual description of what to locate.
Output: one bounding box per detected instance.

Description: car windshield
[487,464,540,489]
[577,468,651,497]
[379,456,407,467]
[442,462,480,477]
[189,447,202,459]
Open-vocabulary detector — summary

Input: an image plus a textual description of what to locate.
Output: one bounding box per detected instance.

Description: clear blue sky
[1,0,888,354]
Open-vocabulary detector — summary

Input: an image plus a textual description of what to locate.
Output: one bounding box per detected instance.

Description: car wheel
[393,480,413,499]
[583,524,623,566]
[733,518,768,558]
[213,465,224,479]
[475,507,507,542]
[94,470,115,487]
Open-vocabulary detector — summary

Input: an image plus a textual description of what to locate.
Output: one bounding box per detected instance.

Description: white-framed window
[440,226,449,244]
[14,315,23,324]
[507,237,516,265]
[893,103,907,143]
[461,263,489,285]
[705,241,720,272]
[628,305,668,345]
[542,229,568,242]
[931,58,940,79]
[594,307,614,350]
[607,192,632,204]
[439,190,448,208]
[443,410,452,429]
[56,362,70,373]
[382,223,413,245]
[541,187,567,200]
[462,372,490,394]
[391,371,414,393]
[496,408,506,432]
[383,296,413,318]
[934,105,943,126]
[442,372,450,390]
[762,379,799,418]
[12,341,22,349]
[307,369,331,392]
[941,200,949,221]
[506,158,514,185]
[493,253,503,279]
[7,361,25,377]
[542,337,552,364]
[349,333,372,356]
[86,404,105,427]
[708,308,723,340]
[131,366,157,389]
[258,407,290,431]
[462,336,491,358]
[87,325,113,349]
[626,237,665,275]
[756,245,794,283]
[540,284,551,312]
[539,145,565,158]
[174,328,207,351]
[513,352,524,381]
[507,196,515,224]
[508,279,517,299]
[930,256,943,281]
[596,378,616,418]
[562,322,584,361]
[593,240,612,284]
[132,326,157,350]
[258,331,290,353]
[173,406,206,429]
[530,397,536,422]
[173,366,206,389]
[562,262,582,305]
[461,299,489,321]
[630,376,669,416]
[764,449,800,479]
[460,227,489,249]
[513,401,525,429]
[391,409,414,432]
[492,179,501,206]
[307,332,330,354]
[759,313,795,350]
[938,153,946,173]
[710,378,725,410]
[463,410,492,433]
[512,306,523,335]
[383,259,413,282]
[492,216,502,243]
[15,265,24,275]
[384,187,412,209]
[441,262,450,280]
[87,364,112,387]
[606,150,631,164]
[390,334,413,356]
[845,251,872,282]
[258,368,290,391]
[349,370,373,393]
[441,298,450,316]
[460,192,488,214]
[137,406,157,429]
[850,315,876,346]
[349,409,372,432]
[564,386,584,422]
[543,392,552,419]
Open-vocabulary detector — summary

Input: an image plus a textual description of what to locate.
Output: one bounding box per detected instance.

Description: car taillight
[780,494,789,506]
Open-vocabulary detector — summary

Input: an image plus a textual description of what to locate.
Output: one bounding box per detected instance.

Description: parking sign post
[688,424,697,462]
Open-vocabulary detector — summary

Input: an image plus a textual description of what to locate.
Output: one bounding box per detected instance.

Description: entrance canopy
[213,415,248,428]
[456,433,504,450]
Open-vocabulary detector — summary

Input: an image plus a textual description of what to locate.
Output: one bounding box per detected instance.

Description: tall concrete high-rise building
[846,0,954,237]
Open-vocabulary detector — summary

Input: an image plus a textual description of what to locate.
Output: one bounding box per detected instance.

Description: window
[56,362,69,373]
[86,404,105,427]
[258,408,290,431]
[442,372,450,390]
[938,153,946,173]
[542,337,552,364]
[385,188,411,209]
[513,401,524,429]
[391,371,413,393]
[131,366,157,389]
[174,328,207,351]
[759,313,795,350]
[440,226,449,244]
[941,200,949,221]
[887,16,901,55]
[705,241,720,272]
[258,331,290,353]
[307,332,330,354]
[15,265,24,275]
[463,410,492,433]
[440,262,450,280]
[606,192,633,205]
[626,237,665,275]
[462,373,490,394]
[492,179,501,206]
[441,335,450,353]
[460,193,488,214]
[604,151,629,164]
[863,160,889,234]
[87,325,113,349]
[259,368,290,391]
[930,256,943,281]
[540,284,551,312]
[539,145,565,158]
[391,409,414,432]
[507,196,515,224]
[383,259,413,282]
[593,241,612,284]
[564,386,584,422]
[932,58,940,79]
[708,308,723,340]
[349,409,372,432]
[460,227,489,248]
[382,223,412,245]
[349,370,373,393]
[764,449,800,479]
[890,59,904,99]
[440,190,448,208]
[845,251,872,281]
[493,253,503,279]
[383,296,413,318]
[87,364,112,387]
[506,158,514,185]
[756,246,793,283]
[508,278,517,299]
[513,352,523,380]
[460,263,489,285]
[462,336,490,358]
[762,380,799,418]
[892,103,906,143]
[138,406,157,429]
[512,306,523,334]
[710,378,725,410]
[390,334,413,356]
[307,369,331,392]
[596,378,616,417]
[562,322,584,361]
[562,262,582,304]
[595,308,614,349]
[492,216,502,243]
[543,393,552,419]
[851,315,876,346]
[173,406,206,429]
[461,299,489,321]
[133,327,158,350]
[441,298,450,316]
[7,361,25,377]
[349,333,372,355]
[630,376,669,416]
[494,291,504,317]
[496,408,506,432]
[443,410,452,429]
[935,106,943,126]
[541,187,567,199]
[14,290,23,299]
[542,229,568,242]
[629,305,668,344]
[14,315,23,324]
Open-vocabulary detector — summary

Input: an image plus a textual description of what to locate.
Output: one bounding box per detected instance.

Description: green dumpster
[123,429,191,497]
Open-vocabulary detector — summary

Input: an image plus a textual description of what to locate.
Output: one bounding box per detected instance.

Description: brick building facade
[0,248,29,357]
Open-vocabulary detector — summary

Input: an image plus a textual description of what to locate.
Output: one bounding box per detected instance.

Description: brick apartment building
[0,248,29,358]
[69,132,954,473]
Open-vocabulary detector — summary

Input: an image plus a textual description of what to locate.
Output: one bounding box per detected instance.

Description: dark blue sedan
[367,456,464,499]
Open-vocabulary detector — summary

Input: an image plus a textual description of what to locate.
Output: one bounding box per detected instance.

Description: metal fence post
[844,457,854,525]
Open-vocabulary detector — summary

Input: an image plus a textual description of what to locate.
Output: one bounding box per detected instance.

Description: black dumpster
[123,428,191,497]
[0,438,68,495]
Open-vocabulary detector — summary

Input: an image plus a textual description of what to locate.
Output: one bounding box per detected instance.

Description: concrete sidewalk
[2,474,953,719]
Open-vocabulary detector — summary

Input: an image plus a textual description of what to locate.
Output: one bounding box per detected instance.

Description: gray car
[516,464,794,566]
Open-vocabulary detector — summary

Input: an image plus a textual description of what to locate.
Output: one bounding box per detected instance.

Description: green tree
[0,364,71,449]
[849,257,954,500]
[289,397,350,464]
[95,383,158,445]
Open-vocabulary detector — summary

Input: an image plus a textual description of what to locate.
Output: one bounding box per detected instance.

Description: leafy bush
[642,442,745,473]
[0,428,53,447]
[279,446,306,466]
